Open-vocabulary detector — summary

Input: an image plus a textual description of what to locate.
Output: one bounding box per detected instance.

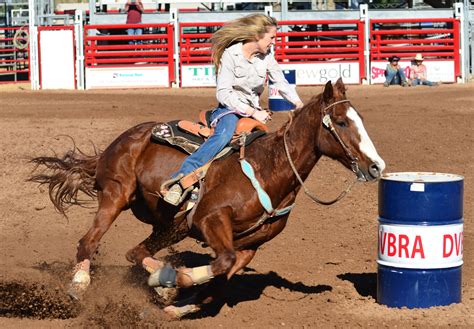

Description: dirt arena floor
[0,82,473,328]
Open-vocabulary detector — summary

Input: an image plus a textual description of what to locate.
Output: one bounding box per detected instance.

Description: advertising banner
[378,223,463,269]
[85,66,169,89]
[181,62,360,87]
[181,65,216,87]
[370,60,455,84]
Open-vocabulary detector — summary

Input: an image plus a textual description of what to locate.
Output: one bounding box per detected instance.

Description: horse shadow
[124,251,333,318]
[337,272,377,299]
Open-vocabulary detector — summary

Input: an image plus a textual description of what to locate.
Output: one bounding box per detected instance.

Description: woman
[384,55,409,87]
[163,14,304,206]
[409,53,438,86]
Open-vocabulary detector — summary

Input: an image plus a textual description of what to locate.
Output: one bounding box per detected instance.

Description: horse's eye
[336,121,347,128]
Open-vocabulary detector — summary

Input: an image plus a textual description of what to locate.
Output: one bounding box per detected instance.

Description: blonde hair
[211,14,278,72]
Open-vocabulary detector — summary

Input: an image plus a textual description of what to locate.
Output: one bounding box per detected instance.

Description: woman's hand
[253,110,271,124]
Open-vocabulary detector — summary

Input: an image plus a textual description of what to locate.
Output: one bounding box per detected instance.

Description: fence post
[74,10,84,90]
[170,8,180,88]
[360,4,370,85]
[28,0,39,90]
[454,2,465,83]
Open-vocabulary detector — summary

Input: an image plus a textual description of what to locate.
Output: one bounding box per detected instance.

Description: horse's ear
[322,80,333,103]
[334,78,347,94]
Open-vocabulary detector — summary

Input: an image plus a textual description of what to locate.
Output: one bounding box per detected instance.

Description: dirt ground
[0,83,473,328]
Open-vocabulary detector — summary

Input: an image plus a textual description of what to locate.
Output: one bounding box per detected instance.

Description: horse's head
[316,78,385,182]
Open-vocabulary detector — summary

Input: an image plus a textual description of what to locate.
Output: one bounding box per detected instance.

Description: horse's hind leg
[69,182,131,299]
[125,227,167,272]
[163,249,257,318]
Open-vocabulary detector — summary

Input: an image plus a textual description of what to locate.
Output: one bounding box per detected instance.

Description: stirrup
[160,174,184,195]
[160,174,194,206]
[163,184,183,206]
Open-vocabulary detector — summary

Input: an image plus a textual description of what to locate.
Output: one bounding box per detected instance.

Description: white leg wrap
[164,304,200,319]
[72,259,91,285]
[142,257,164,274]
[184,265,214,285]
[72,269,91,286]
[68,260,91,300]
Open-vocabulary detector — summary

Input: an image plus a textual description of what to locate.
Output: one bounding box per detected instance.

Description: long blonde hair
[211,14,278,72]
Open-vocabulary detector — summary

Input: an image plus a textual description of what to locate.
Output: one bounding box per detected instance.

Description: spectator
[384,56,409,87]
[409,53,438,87]
[125,0,144,45]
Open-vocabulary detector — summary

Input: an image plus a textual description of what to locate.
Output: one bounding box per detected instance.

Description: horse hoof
[163,304,199,319]
[153,287,177,305]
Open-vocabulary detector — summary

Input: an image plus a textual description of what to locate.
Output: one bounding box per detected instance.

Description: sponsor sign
[181,65,216,87]
[85,66,169,89]
[378,223,463,269]
[181,62,360,87]
[280,62,360,85]
[40,30,75,89]
[370,60,455,84]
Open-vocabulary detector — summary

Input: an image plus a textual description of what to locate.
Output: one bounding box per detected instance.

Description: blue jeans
[412,78,436,86]
[127,28,143,45]
[385,68,407,85]
[173,107,239,178]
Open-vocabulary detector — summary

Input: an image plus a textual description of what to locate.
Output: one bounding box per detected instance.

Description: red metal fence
[370,18,460,77]
[0,16,462,87]
[84,23,175,84]
[0,27,29,83]
[179,19,366,83]
[276,20,365,80]
[180,22,222,65]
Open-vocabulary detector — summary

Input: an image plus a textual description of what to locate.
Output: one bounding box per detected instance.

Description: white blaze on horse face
[347,107,386,171]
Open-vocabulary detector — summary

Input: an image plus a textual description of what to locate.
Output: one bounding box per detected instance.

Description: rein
[283,99,358,206]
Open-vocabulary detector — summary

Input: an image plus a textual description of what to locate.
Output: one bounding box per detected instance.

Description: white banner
[378,223,463,269]
[85,66,169,89]
[39,30,75,90]
[280,62,360,85]
[370,60,455,84]
[181,65,216,87]
[180,62,360,87]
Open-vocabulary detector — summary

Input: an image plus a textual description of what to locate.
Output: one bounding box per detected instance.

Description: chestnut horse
[29,79,385,318]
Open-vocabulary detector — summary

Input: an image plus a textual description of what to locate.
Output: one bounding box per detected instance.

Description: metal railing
[0,26,29,83]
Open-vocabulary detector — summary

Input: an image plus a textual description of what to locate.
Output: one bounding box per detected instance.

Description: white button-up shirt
[216,42,301,115]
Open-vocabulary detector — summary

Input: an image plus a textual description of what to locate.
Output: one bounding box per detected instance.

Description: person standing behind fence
[409,53,438,87]
[384,56,409,87]
[125,0,144,45]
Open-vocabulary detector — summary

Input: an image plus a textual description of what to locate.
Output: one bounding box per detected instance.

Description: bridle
[320,99,360,176]
[283,99,359,206]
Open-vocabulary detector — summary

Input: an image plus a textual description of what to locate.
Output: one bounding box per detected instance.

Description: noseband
[283,99,359,206]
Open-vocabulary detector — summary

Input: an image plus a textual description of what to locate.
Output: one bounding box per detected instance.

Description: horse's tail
[28,140,101,217]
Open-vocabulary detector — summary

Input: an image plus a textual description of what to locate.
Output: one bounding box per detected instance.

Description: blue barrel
[377,172,464,308]
[269,69,296,112]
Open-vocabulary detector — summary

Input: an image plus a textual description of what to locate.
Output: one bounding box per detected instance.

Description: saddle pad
[151,121,204,154]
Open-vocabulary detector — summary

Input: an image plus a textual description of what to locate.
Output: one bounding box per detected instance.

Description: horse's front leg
[69,189,127,300]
